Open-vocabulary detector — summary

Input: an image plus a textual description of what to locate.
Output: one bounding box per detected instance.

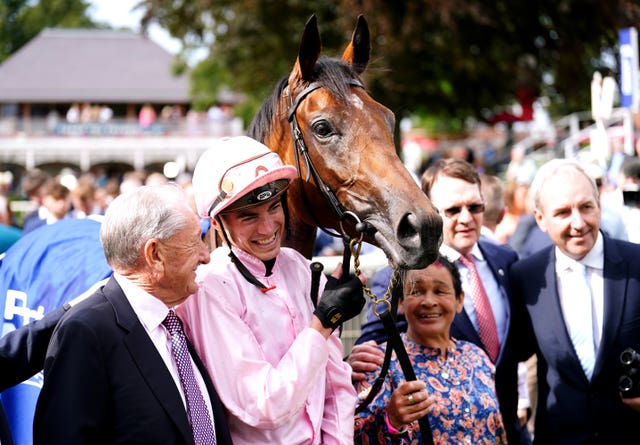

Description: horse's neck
[284,217,317,259]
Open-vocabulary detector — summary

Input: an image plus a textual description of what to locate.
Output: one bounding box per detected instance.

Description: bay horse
[248,15,442,270]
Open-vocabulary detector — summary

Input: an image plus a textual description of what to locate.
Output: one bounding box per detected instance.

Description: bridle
[286,79,368,240]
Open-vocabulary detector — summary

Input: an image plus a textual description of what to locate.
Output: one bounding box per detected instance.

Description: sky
[86,0,181,54]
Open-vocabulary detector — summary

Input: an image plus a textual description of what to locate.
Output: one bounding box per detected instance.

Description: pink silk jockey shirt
[177,246,357,445]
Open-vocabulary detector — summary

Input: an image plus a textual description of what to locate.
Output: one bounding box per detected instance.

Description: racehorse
[248,15,442,269]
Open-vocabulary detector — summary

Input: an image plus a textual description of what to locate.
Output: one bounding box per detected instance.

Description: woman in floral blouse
[354,255,507,444]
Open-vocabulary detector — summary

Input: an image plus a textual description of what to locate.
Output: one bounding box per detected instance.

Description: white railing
[515,107,635,161]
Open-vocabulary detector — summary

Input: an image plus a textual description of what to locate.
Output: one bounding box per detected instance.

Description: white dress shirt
[555,232,605,352]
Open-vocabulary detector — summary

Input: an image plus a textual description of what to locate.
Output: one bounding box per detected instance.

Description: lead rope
[349,237,434,445]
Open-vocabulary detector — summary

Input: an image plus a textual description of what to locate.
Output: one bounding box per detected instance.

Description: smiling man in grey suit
[511,159,640,445]
[33,184,233,445]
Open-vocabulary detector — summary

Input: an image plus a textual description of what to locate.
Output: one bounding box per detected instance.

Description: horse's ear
[341,15,370,74]
[290,15,322,83]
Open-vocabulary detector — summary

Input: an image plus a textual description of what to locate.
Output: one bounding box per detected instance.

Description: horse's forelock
[311,57,359,102]
[247,57,361,143]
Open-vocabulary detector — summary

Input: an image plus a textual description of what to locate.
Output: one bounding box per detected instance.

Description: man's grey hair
[528,158,598,210]
[100,183,192,270]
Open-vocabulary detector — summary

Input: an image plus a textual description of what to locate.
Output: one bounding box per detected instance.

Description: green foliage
[0,0,95,64]
[136,1,640,133]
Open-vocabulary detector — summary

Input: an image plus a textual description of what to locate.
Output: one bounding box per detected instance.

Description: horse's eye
[311,120,334,138]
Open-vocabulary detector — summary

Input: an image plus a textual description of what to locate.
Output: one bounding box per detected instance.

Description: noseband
[286,79,367,239]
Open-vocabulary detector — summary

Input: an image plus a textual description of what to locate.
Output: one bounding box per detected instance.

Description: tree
[0,0,96,64]
[138,0,640,130]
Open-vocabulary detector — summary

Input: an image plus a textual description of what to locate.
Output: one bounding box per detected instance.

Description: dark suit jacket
[510,235,640,445]
[33,277,233,445]
[0,304,68,445]
[354,240,526,444]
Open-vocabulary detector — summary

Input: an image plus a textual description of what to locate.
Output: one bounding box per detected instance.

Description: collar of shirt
[113,272,169,332]
[555,231,604,273]
[439,243,484,263]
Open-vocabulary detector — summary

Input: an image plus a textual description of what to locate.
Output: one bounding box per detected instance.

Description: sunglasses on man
[442,203,485,218]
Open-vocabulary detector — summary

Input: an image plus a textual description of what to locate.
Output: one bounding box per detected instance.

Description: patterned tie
[562,264,596,380]
[459,254,500,362]
[163,310,217,445]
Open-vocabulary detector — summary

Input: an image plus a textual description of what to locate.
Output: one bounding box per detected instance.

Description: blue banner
[0,218,112,445]
[619,27,639,111]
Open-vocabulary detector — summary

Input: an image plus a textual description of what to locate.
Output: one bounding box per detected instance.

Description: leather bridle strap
[286,80,364,238]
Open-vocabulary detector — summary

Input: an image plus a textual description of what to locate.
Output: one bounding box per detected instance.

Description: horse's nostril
[397,212,419,242]
[396,212,443,264]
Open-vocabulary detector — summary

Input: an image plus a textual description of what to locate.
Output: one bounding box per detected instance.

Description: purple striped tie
[163,310,217,445]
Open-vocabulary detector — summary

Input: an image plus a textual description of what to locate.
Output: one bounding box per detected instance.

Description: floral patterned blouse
[354,334,507,445]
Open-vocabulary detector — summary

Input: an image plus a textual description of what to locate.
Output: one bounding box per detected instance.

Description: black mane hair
[247,57,362,143]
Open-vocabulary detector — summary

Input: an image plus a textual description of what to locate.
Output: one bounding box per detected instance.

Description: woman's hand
[347,341,384,382]
[386,380,435,430]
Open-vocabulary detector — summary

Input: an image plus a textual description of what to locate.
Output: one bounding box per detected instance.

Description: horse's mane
[248,57,361,143]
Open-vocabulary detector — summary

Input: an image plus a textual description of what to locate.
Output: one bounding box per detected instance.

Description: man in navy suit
[33,184,233,445]
[511,159,640,444]
[350,159,528,444]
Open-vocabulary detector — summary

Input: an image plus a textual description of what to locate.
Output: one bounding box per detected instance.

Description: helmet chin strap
[215,215,276,293]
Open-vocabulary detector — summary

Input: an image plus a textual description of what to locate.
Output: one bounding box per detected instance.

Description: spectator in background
[145,172,168,187]
[69,177,99,220]
[495,178,531,245]
[21,169,51,215]
[480,174,507,244]
[601,157,640,242]
[66,104,80,124]
[79,102,93,123]
[98,105,113,123]
[138,104,157,129]
[0,171,13,226]
[22,180,71,234]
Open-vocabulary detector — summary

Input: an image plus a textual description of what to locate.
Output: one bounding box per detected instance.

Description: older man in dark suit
[510,159,640,444]
[33,184,233,445]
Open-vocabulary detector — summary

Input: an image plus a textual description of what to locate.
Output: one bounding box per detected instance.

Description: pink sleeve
[178,280,330,429]
[320,334,357,444]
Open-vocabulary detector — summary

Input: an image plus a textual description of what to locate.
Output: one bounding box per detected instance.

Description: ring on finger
[407,393,416,405]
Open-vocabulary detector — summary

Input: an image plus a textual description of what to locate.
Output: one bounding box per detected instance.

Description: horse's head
[249,15,442,269]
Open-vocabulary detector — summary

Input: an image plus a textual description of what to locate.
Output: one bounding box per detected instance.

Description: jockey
[177,135,366,444]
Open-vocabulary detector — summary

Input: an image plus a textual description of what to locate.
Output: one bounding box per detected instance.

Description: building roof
[0,28,190,104]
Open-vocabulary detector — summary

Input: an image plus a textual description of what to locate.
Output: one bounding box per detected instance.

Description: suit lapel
[593,238,626,378]
[539,249,591,385]
[103,278,195,445]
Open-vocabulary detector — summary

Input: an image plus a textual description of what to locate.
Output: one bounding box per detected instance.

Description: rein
[287,80,434,443]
